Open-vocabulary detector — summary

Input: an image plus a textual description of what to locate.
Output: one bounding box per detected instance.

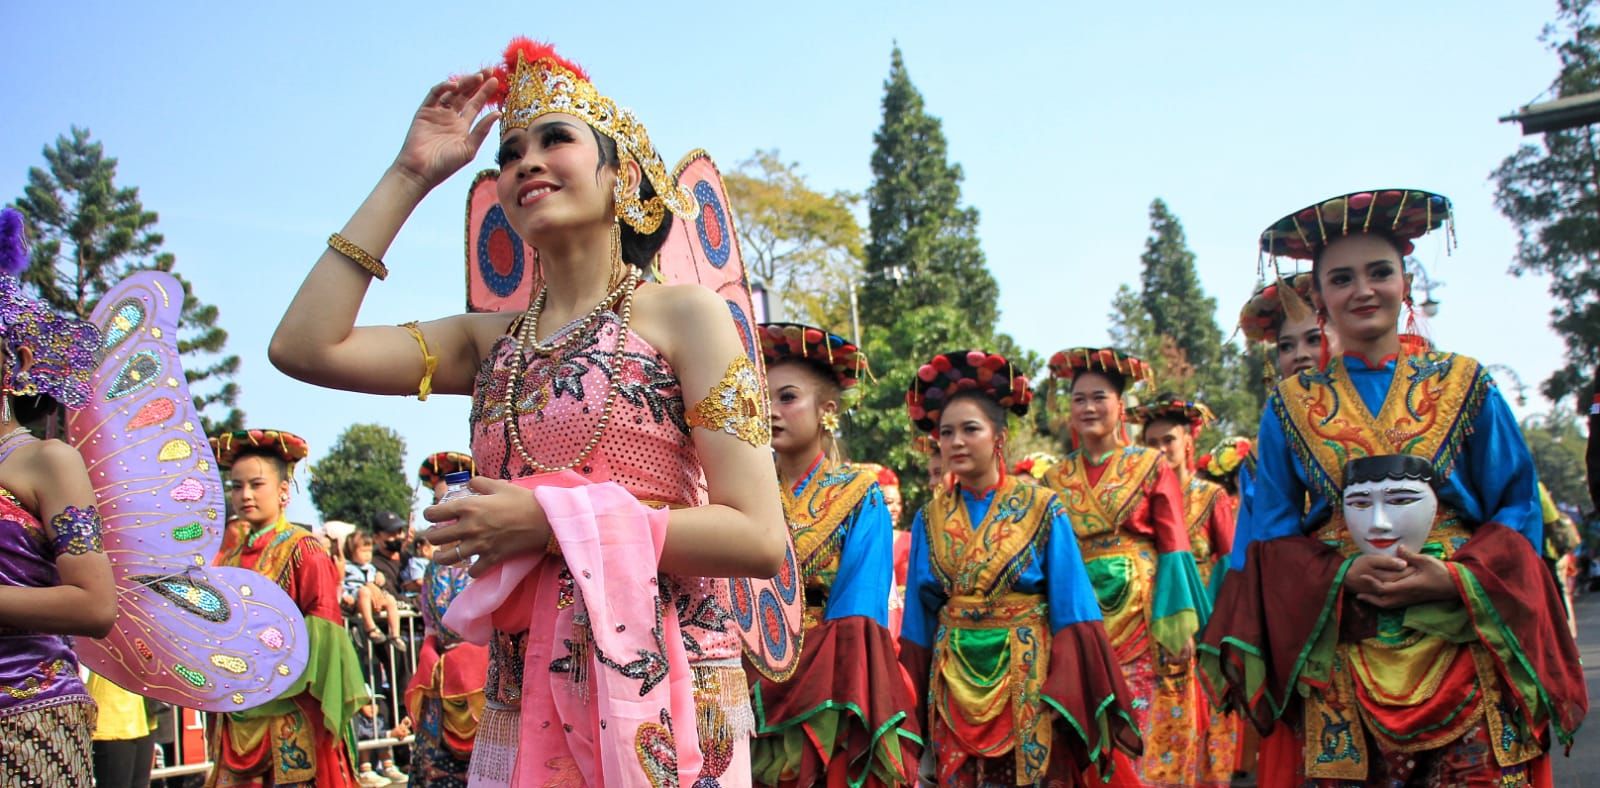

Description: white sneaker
[357,768,392,787]
[381,764,410,784]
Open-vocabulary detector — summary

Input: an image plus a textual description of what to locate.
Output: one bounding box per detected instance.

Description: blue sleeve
[1229,400,1308,569]
[1042,497,1104,633]
[1465,383,1542,551]
[822,484,893,625]
[900,508,944,649]
[404,556,429,584]
[342,564,362,594]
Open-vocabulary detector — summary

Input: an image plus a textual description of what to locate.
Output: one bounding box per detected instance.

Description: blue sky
[0,1,1570,523]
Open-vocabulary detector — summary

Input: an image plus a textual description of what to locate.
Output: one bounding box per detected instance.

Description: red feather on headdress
[492,37,590,107]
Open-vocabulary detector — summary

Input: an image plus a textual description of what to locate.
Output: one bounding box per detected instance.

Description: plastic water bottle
[424,471,477,532]
[433,470,479,564]
[439,471,476,506]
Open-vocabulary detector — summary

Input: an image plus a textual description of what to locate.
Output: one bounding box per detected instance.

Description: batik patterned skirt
[0,699,95,786]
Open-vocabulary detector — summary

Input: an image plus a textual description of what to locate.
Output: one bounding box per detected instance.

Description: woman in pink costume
[271,39,787,787]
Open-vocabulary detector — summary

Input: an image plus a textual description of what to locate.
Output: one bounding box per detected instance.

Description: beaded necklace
[504,268,640,473]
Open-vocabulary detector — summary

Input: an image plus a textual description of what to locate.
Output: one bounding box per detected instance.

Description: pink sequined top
[470,311,742,707]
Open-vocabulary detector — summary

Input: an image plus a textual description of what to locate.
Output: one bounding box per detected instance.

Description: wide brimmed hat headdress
[0,208,100,409]
[1259,189,1453,263]
[210,429,310,474]
[1047,347,1155,389]
[758,322,868,405]
[491,38,697,232]
[1237,272,1317,345]
[905,349,1031,434]
[419,451,476,485]
[1129,398,1216,440]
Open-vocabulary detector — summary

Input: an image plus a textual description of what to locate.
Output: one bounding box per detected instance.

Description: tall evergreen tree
[1140,199,1222,375]
[309,424,413,528]
[14,127,244,433]
[859,47,998,331]
[1492,0,1600,404]
[1109,199,1259,434]
[850,46,1006,509]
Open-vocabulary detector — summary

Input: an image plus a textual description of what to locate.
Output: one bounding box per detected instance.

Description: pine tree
[1109,199,1259,434]
[859,47,998,331]
[1140,199,1222,376]
[1492,0,1600,404]
[850,46,1006,510]
[13,127,244,433]
[309,424,413,528]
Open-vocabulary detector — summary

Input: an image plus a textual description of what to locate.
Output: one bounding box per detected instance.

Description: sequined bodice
[470,311,703,505]
[469,311,741,706]
[0,489,87,714]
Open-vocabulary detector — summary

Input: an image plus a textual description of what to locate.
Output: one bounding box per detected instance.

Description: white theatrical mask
[1342,478,1439,557]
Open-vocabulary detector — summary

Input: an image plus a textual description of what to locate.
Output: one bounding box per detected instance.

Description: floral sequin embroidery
[49,505,103,556]
[685,356,769,447]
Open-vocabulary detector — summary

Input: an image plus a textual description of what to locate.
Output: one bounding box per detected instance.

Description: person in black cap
[370,510,410,598]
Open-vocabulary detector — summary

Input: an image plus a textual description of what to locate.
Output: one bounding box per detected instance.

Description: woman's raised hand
[392,69,501,192]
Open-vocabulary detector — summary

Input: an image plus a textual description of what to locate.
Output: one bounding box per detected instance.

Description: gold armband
[400,321,437,401]
[328,232,389,280]
[685,355,770,447]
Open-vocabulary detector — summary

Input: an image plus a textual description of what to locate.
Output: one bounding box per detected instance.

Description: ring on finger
[454,544,465,563]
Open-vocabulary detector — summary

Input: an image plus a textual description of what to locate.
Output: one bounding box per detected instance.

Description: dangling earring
[613,163,665,234]
[607,220,627,289]
[820,411,840,436]
[994,439,1007,472]
[1402,293,1419,342]
[279,493,289,505]
[1,394,10,425]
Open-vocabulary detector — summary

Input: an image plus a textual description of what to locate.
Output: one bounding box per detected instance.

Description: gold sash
[781,461,876,587]
[1274,352,1489,505]
[924,477,1052,599]
[1045,447,1163,539]
[218,518,315,594]
[1183,477,1224,576]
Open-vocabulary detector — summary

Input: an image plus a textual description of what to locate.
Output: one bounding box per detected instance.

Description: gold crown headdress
[492,38,697,231]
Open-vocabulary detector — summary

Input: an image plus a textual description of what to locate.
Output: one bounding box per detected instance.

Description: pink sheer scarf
[443,471,702,787]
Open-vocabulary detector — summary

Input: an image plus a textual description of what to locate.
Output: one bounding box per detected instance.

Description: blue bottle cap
[443,471,473,485]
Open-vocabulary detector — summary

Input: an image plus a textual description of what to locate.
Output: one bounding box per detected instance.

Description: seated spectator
[343,532,405,651]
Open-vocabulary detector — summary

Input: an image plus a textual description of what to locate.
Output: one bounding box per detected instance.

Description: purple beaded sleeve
[50,505,104,556]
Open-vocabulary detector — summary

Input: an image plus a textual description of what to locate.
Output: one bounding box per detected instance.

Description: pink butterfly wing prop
[658,150,803,682]
[67,272,309,712]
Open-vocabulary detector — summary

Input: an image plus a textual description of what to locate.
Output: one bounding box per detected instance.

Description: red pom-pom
[493,37,590,106]
[931,355,953,373]
[917,364,937,382]
[966,351,987,368]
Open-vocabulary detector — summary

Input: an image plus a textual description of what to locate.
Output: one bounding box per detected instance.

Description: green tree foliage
[13,127,243,433]
[723,150,863,332]
[858,47,998,331]
[1106,199,1261,435]
[848,47,1009,510]
[1491,0,1600,404]
[1521,411,1589,509]
[309,424,413,529]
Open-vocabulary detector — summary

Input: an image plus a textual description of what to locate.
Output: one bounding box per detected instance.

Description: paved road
[1553,590,1599,786]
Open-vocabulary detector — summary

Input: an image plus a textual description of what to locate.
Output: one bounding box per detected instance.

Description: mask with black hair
[1341,455,1440,557]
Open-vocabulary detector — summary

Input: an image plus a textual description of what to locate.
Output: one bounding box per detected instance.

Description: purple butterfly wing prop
[657,150,803,682]
[67,272,309,711]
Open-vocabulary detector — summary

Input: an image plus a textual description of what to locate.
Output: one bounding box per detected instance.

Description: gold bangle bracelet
[328,232,389,280]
